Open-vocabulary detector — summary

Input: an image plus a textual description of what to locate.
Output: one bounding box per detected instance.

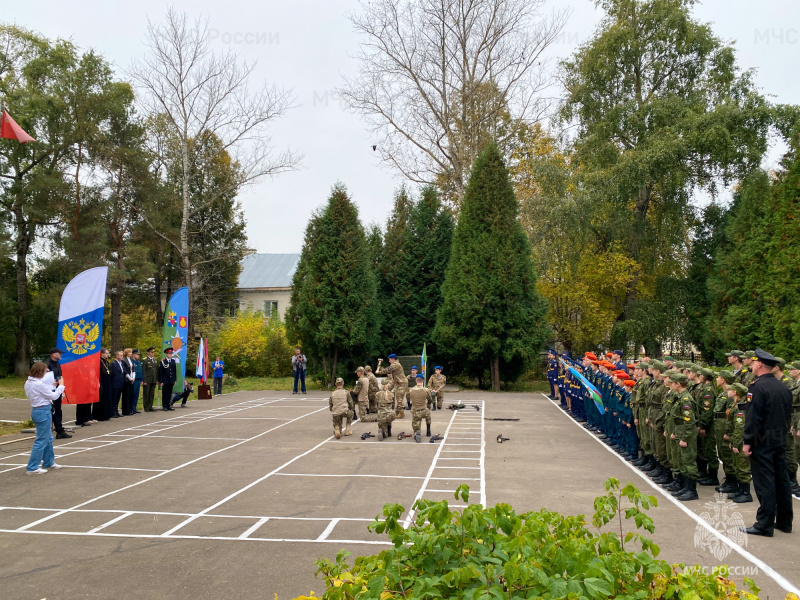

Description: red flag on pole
[1,110,36,143]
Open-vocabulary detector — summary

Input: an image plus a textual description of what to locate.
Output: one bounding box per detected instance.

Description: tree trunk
[322,354,330,390]
[154,268,163,328]
[330,347,338,389]
[110,288,122,352]
[490,354,501,392]
[180,133,194,341]
[13,199,32,376]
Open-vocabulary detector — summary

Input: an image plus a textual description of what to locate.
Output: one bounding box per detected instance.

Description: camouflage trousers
[356,401,376,422]
[714,418,735,478]
[411,407,431,433]
[792,413,800,477]
[394,384,408,416]
[377,403,395,430]
[678,432,700,479]
[650,421,667,465]
[732,444,751,483]
[332,410,353,432]
[787,426,798,478]
[699,427,718,473]
[368,391,377,413]
[665,420,676,472]
[429,391,444,410]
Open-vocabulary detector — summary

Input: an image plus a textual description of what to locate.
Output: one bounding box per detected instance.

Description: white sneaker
[46,464,63,470]
[26,468,47,475]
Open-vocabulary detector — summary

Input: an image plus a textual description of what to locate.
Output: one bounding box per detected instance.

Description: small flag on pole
[1,110,36,143]
[421,342,427,379]
[196,337,207,384]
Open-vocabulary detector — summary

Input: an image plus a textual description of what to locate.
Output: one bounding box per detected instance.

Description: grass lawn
[222,376,326,393]
[0,376,26,399]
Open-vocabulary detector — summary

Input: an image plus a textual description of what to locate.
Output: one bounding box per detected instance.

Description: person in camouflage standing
[376,377,396,440]
[406,366,418,411]
[714,370,738,494]
[645,361,669,481]
[352,367,375,422]
[727,382,753,503]
[740,351,757,386]
[726,350,746,383]
[632,362,653,468]
[695,367,719,486]
[668,371,699,501]
[428,366,446,410]
[376,354,407,418]
[788,361,800,498]
[364,365,379,414]
[329,378,354,439]
[408,374,432,442]
[660,369,680,489]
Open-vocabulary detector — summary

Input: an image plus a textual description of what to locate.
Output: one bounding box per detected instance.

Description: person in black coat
[46,348,71,439]
[94,349,113,421]
[158,348,178,411]
[742,349,794,536]
[110,351,127,418]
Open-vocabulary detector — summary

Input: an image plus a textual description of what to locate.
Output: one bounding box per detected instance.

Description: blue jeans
[293,369,306,393]
[27,406,55,471]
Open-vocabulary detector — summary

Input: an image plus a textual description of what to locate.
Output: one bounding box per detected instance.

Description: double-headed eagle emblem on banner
[61,318,100,355]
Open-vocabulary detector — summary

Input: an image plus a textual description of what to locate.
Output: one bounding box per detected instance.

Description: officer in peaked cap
[741,349,794,536]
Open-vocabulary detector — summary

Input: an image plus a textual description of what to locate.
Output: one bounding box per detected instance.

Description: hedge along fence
[210,310,295,378]
[290,479,762,600]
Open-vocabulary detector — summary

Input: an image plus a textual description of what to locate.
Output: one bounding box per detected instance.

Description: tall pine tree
[286,184,379,386]
[399,186,454,356]
[435,143,548,390]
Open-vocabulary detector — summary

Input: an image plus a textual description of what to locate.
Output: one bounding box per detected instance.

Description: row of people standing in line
[549,348,795,536]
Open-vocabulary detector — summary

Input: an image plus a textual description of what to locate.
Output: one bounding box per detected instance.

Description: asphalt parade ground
[0,390,798,600]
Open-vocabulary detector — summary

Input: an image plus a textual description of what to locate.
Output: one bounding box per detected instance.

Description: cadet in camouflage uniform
[660,369,680,489]
[740,351,757,386]
[364,365,379,413]
[329,377,354,439]
[727,383,753,503]
[646,362,669,482]
[406,366,418,411]
[632,362,653,467]
[376,354,407,418]
[375,378,396,440]
[668,371,699,501]
[408,374,432,443]
[787,361,800,498]
[694,367,719,485]
[352,367,376,422]
[428,366,446,410]
[713,370,738,494]
[726,350,747,384]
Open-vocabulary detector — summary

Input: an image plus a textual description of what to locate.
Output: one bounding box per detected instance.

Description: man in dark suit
[110,350,127,418]
[158,347,178,411]
[47,348,71,438]
[742,349,794,536]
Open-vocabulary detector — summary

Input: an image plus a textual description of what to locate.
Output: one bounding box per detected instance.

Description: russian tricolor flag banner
[57,267,108,404]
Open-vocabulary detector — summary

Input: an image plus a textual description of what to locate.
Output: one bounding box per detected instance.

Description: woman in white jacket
[25,361,66,474]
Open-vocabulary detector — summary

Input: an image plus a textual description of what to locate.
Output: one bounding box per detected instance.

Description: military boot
[699,465,719,486]
[334,425,341,439]
[344,426,352,436]
[415,431,421,443]
[653,467,672,485]
[378,428,385,440]
[732,481,753,503]
[716,477,738,494]
[398,409,405,419]
[426,424,431,437]
[676,478,699,501]
[665,474,683,492]
[632,452,648,467]
[640,456,658,473]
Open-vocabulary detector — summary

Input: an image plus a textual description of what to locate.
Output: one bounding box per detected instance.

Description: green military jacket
[142,355,159,384]
[696,382,717,430]
[675,390,698,442]
[730,398,750,448]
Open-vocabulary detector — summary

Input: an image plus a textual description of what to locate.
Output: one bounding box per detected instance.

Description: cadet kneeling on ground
[408,374,432,443]
[329,377,354,439]
[376,378,396,440]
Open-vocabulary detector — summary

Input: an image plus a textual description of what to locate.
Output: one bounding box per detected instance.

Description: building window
[264,301,278,317]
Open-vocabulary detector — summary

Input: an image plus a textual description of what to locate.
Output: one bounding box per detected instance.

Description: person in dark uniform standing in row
[547,349,558,400]
[141,346,159,411]
[742,349,793,537]
[94,348,112,421]
[158,347,177,411]
[47,348,71,439]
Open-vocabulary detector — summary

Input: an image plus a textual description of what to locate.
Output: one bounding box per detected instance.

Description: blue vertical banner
[162,287,189,393]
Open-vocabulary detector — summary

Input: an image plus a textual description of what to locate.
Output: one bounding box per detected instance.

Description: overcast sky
[8,0,799,253]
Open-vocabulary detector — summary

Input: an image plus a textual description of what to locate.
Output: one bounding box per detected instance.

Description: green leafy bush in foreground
[292,478,760,600]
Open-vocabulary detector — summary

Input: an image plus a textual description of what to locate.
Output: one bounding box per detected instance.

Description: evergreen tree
[377,186,413,351]
[399,186,454,356]
[286,184,379,386]
[435,143,549,390]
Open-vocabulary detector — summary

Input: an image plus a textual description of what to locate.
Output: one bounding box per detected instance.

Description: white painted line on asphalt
[316,518,340,541]
[441,450,480,453]
[16,406,326,532]
[479,400,487,506]
[145,435,249,441]
[0,464,165,473]
[434,466,480,469]
[239,517,269,539]
[276,473,425,480]
[88,512,133,533]
[162,433,333,536]
[404,408,459,528]
[540,393,800,597]
[424,489,456,493]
